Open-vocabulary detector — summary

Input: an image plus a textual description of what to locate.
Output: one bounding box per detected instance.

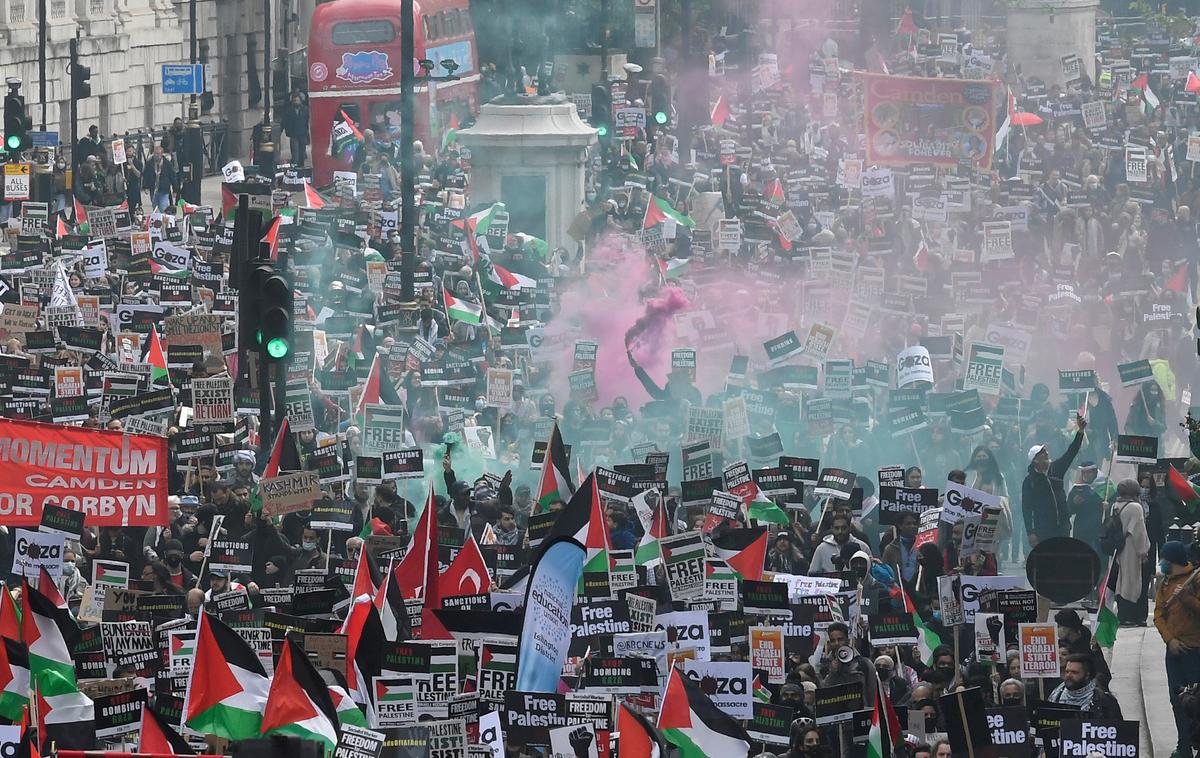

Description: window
[331,20,395,45]
[428,13,441,40]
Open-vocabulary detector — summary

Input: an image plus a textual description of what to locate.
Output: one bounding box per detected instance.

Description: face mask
[475,400,486,412]
[302,541,318,552]
[63,564,76,576]
[166,555,181,567]
[932,611,943,624]
[1141,487,1151,499]
[1161,560,1172,574]
[1002,696,1022,706]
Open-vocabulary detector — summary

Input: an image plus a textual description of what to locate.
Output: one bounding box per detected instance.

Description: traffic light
[248,262,293,360]
[70,52,92,100]
[590,83,612,144]
[3,82,31,156]
[650,74,670,127]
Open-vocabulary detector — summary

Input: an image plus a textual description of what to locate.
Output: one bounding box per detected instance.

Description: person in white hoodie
[809,512,871,573]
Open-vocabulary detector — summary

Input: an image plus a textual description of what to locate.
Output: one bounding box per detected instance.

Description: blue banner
[515,537,584,692]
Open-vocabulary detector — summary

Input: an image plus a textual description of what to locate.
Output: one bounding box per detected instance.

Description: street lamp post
[398,0,459,325]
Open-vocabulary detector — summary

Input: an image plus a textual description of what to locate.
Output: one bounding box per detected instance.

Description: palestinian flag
[328,684,367,728]
[898,575,942,665]
[513,233,550,261]
[0,586,20,641]
[542,473,601,548]
[221,185,238,221]
[1132,73,1160,116]
[443,286,483,325]
[441,113,460,152]
[1168,466,1200,508]
[139,703,195,755]
[183,612,270,740]
[341,596,384,719]
[72,197,88,233]
[0,637,30,722]
[303,181,327,209]
[866,674,902,758]
[534,423,575,513]
[643,195,696,230]
[261,636,339,751]
[17,704,37,758]
[376,561,411,643]
[581,476,614,591]
[752,674,771,703]
[478,641,516,675]
[657,667,751,758]
[375,680,413,707]
[145,329,169,384]
[618,702,663,758]
[711,528,768,581]
[657,257,690,280]
[442,535,492,598]
[746,485,789,526]
[54,214,68,239]
[21,582,93,750]
[634,493,670,568]
[460,202,505,238]
[1093,562,1119,649]
[92,560,129,588]
[480,257,535,292]
[352,353,404,426]
[261,215,282,261]
[263,418,302,479]
[35,569,66,611]
[764,178,785,206]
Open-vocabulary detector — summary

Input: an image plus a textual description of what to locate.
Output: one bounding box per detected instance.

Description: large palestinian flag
[711,528,769,581]
[183,612,270,740]
[657,668,750,758]
[261,636,339,751]
[21,581,94,750]
[534,423,575,513]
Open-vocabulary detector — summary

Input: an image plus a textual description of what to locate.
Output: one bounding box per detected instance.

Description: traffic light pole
[257,0,275,177]
[399,0,415,302]
[69,35,78,170]
[38,0,46,130]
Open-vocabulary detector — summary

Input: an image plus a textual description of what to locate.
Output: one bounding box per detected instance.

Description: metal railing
[88,121,230,176]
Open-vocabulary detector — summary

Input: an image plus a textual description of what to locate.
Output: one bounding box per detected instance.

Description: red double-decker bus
[307,0,479,185]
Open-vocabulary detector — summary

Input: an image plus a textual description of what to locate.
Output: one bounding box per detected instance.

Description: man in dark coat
[1022,419,1086,547]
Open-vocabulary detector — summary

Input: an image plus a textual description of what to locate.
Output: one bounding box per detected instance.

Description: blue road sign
[28,131,59,147]
[162,64,204,95]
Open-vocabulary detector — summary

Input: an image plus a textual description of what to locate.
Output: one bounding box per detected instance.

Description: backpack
[1099,502,1127,555]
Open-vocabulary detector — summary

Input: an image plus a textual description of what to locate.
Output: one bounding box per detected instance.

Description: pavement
[1108,609,1179,757]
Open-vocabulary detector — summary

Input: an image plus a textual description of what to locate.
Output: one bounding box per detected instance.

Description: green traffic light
[5,134,20,150]
[255,329,263,345]
[266,337,289,359]
[655,111,668,125]
[597,124,609,137]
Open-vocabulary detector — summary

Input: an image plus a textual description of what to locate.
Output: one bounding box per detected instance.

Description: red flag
[72,198,87,227]
[393,489,436,600]
[349,542,378,601]
[37,568,66,610]
[710,95,731,127]
[0,588,18,642]
[913,238,931,272]
[1165,263,1189,293]
[260,216,281,261]
[896,7,919,35]
[138,703,195,754]
[441,535,492,598]
[303,181,326,209]
[263,418,301,478]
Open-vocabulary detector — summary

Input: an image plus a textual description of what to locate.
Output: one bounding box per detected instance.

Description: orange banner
[0,418,169,526]
[863,74,996,168]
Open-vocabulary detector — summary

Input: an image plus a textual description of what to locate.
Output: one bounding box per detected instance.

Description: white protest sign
[111,138,127,165]
[1125,146,1148,183]
[222,160,245,183]
[13,528,65,579]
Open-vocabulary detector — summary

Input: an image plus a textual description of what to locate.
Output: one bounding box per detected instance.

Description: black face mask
[166,555,181,567]
[1002,696,1023,706]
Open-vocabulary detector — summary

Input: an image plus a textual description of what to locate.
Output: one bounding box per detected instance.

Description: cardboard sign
[749,626,786,685]
[1058,719,1139,758]
[813,681,863,725]
[878,487,939,525]
[660,532,706,601]
[896,346,933,387]
[13,528,65,579]
[260,471,323,516]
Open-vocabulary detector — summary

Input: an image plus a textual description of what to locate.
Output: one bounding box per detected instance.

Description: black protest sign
[207,539,253,573]
[137,594,186,619]
[503,691,570,745]
[997,590,1038,645]
[94,688,147,738]
[813,681,864,725]
[1035,703,1080,755]
[290,588,337,617]
[1116,434,1159,465]
[878,487,940,525]
[941,687,993,756]
[681,476,720,507]
[748,702,794,746]
[1117,359,1155,386]
[742,580,789,616]
[579,656,657,694]
[310,499,356,531]
[39,503,85,539]
[986,706,1035,758]
[752,467,798,498]
[780,456,819,486]
[383,448,424,479]
[1058,370,1096,392]
[868,612,918,645]
[763,330,803,363]
[1058,718,1138,758]
[782,604,817,657]
[335,724,386,758]
[814,467,855,501]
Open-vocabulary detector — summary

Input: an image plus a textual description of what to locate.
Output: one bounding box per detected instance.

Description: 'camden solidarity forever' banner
[0,418,169,526]
[862,74,997,168]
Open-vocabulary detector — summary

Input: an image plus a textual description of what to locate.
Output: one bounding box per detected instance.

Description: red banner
[0,418,169,527]
[863,74,996,168]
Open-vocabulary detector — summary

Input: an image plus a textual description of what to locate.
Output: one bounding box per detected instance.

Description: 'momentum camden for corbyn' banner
[0,418,168,526]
